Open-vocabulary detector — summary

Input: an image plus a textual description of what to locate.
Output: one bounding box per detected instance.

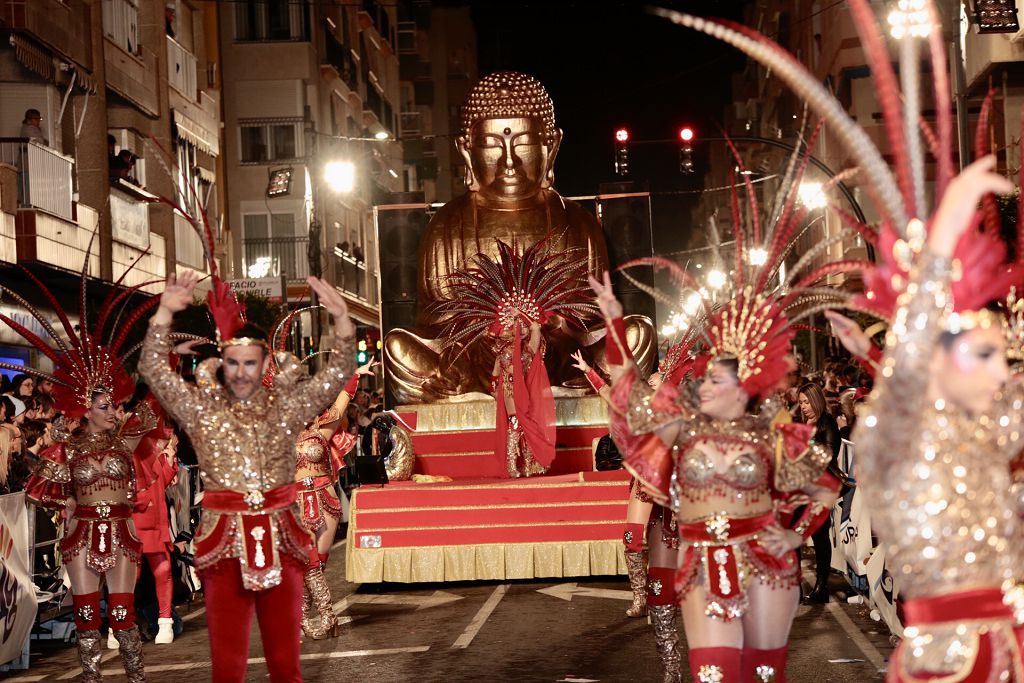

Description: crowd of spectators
[0,373,57,495]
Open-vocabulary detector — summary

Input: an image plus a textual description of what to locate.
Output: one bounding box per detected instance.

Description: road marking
[333,590,463,613]
[537,583,633,602]
[802,570,887,672]
[451,584,508,649]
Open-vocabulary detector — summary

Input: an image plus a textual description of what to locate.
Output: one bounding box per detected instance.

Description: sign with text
[227,278,283,302]
[0,492,37,665]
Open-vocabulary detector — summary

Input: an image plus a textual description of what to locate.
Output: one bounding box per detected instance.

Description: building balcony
[399,111,422,140]
[332,249,376,304]
[104,33,159,117]
[167,35,198,102]
[243,236,309,283]
[174,210,209,272]
[1,0,93,70]
[964,28,1024,91]
[0,139,74,222]
[13,199,100,277]
[322,21,359,92]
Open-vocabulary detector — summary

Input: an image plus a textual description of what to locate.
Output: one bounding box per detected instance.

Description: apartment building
[0,0,221,370]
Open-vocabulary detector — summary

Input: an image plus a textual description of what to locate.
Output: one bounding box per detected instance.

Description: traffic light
[614,127,630,176]
[678,127,695,174]
[357,339,368,365]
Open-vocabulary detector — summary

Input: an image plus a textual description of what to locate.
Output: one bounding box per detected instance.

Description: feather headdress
[429,236,598,364]
[655,5,1024,327]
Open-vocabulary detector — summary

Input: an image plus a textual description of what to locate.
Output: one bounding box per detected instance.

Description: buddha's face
[459,118,560,202]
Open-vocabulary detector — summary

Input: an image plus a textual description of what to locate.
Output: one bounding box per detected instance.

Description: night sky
[459,1,749,197]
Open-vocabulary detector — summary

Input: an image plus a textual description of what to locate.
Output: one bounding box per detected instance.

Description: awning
[10,34,54,82]
[10,34,97,94]
[173,109,219,156]
[68,63,98,95]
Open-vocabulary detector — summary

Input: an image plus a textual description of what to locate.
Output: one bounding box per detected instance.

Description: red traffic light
[614,128,630,143]
[679,127,695,142]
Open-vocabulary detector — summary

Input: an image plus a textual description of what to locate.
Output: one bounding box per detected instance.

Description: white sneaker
[155,618,174,644]
[107,630,119,649]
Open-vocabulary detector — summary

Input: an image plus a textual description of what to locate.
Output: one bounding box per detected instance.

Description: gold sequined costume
[138,321,356,590]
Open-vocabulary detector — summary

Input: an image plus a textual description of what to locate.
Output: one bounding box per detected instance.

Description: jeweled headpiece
[430,237,598,364]
[460,71,557,144]
[620,131,873,399]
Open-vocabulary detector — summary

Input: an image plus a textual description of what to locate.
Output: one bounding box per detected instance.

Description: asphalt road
[3,543,895,682]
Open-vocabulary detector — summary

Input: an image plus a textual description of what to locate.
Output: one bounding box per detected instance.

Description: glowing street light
[325,161,355,193]
[747,247,769,266]
[888,0,931,39]
[707,269,727,289]
[247,256,272,278]
[374,130,390,140]
[682,292,703,316]
[798,182,828,210]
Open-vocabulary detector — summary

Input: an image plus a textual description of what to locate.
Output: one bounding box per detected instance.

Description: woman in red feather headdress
[1,249,161,681]
[431,237,597,478]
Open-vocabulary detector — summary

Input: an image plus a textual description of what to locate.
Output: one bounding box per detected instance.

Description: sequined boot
[506,416,523,478]
[648,605,682,683]
[624,550,648,617]
[75,629,103,682]
[304,565,341,639]
[112,626,147,682]
[300,582,315,637]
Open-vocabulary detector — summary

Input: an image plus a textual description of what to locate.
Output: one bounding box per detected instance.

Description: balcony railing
[243,236,309,282]
[0,139,74,221]
[333,251,370,301]
[167,36,197,100]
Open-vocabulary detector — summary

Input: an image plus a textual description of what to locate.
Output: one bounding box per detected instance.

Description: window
[234,0,310,42]
[103,0,141,56]
[239,120,302,164]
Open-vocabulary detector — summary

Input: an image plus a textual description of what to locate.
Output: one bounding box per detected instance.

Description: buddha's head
[458,72,563,203]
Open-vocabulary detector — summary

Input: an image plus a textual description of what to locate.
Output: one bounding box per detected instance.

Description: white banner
[828,440,902,636]
[0,493,37,665]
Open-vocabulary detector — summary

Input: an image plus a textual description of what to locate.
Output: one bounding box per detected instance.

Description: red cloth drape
[495,327,556,476]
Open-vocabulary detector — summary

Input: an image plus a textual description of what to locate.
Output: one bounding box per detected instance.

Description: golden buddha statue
[385,72,654,404]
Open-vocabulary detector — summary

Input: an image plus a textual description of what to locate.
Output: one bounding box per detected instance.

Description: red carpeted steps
[346,471,631,583]
[346,396,629,583]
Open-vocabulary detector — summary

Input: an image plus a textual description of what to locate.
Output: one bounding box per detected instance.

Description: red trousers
[200,557,304,682]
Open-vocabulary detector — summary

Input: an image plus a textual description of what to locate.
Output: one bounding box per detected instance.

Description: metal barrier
[0,139,74,221]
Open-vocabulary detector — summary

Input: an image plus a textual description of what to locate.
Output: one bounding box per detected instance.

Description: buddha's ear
[542,128,563,189]
[456,134,478,191]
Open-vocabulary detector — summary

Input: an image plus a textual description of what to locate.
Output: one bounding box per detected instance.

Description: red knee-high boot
[742,646,788,682]
[647,566,682,683]
[72,592,103,683]
[688,646,742,682]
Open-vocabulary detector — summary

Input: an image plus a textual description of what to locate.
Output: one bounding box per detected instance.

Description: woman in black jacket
[797,382,841,603]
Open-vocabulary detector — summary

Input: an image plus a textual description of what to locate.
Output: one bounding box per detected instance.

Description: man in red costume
[138,270,356,682]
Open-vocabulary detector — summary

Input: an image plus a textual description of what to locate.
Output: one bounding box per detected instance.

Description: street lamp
[747,247,769,266]
[888,0,931,38]
[707,269,727,289]
[798,182,828,210]
[325,161,355,193]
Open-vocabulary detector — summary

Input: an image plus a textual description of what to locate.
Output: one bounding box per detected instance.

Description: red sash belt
[75,504,133,520]
[904,588,1013,626]
[678,512,775,544]
[297,475,334,491]
[203,483,298,512]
